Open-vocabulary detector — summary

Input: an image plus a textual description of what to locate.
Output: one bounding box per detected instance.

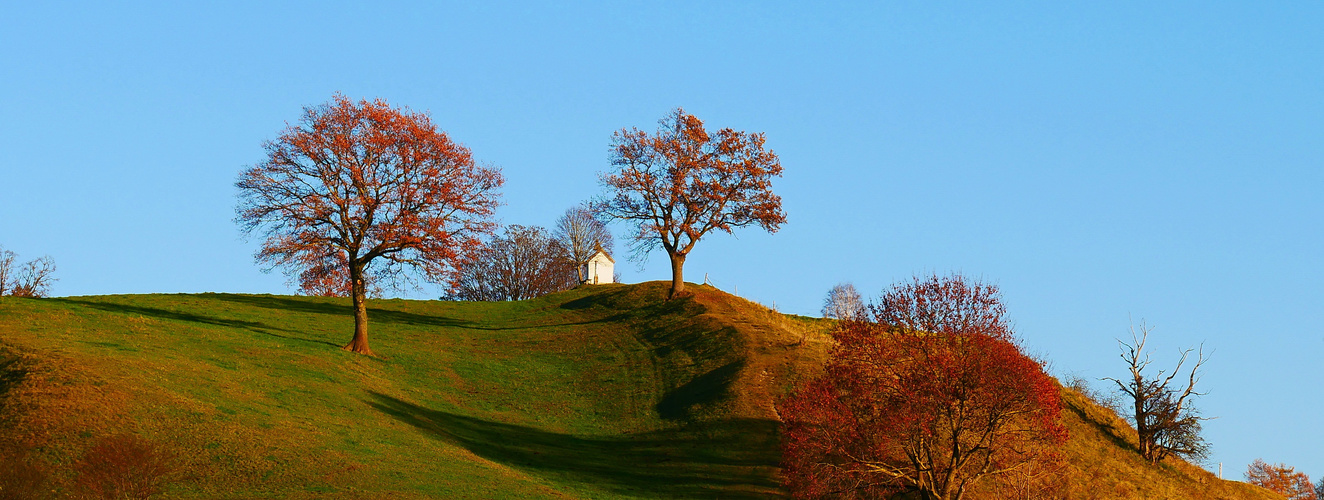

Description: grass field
[0,282,1281,499]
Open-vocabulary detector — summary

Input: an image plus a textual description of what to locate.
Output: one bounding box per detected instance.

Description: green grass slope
[0,282,1279,499]
[0,283,827,499]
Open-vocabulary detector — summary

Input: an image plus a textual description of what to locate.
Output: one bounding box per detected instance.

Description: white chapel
[584,245,614,284]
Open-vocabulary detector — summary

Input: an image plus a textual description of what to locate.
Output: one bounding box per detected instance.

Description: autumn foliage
[73,434,178,500]
[595,108,785,296]
[1246,459,1317,500]
[236,94,502,354]
[779,275,1066,500]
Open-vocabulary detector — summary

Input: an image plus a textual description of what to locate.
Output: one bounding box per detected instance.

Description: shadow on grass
[365,392,783,499]
[1064,396,1137,454]
[203,294,470,329]
[0,352,28,404]
[657,360,745,420]
[56,299,341,348]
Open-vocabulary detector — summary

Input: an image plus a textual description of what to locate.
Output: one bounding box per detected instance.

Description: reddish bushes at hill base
[779,275,1066,500]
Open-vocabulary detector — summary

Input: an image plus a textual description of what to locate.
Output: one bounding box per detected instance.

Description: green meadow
[0,283,1278,498]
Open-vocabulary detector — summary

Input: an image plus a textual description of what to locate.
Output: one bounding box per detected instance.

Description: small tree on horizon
[821,282,865,320]
[446,225,578,301]
[236,94,503,355]
[554,204,614,283]
[0,246,16,297]
[11,256,57,298]
[0,246,57,299]
[594,108,785,297]
[1245,459,1317,500]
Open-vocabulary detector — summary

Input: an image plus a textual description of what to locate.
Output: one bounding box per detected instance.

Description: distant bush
[73,434,178,500]
[1245,459,1316,500]
[0,246,56,298]
[0,445,52,500]
[445,225,578,301]
[1064,373,1122,414]
[820,282,865,320]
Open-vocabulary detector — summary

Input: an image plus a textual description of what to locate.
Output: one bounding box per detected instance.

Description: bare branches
[0,246,15,297]
[1103,320,1211,465]
[821,282,866,320]
[553,204,613,283]
[446,225,578,301]
[0,246,56,298]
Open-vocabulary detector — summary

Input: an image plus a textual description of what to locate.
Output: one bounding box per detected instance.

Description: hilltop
[0,282,1279,498]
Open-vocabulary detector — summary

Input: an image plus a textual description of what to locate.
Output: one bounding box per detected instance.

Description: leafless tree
[1103,321,1210,465]
[0,246,15,297]
[11,256,57,298]
[446,225,578,301]
[554,204,614,283]
[821,282,866,320]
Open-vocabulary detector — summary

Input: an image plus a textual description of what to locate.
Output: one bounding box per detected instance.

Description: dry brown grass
[686,285,1280,500]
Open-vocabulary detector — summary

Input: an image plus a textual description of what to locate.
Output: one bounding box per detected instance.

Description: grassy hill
[0,282,1280,499]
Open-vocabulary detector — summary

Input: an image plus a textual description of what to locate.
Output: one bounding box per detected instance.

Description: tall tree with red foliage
[779,274,1067,500]
[1246,459,1317,500]
[237,94,502,355]
[595,108,785,297]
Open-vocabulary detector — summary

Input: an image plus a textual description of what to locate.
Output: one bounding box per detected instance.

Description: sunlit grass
[0,283,1281,499]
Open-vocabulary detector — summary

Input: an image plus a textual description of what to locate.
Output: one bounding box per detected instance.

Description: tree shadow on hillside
[203,295,470,329]
[0,353,28,407]
[365,392,783,499]
[56,299,341,348]
[1064,396,1137,454]
[657,360,744,421]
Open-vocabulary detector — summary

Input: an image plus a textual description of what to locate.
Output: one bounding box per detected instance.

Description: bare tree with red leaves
[779,274,1067,500]
[237,94,502,355]
[1246,459,1317,500]
[594,108,785,297]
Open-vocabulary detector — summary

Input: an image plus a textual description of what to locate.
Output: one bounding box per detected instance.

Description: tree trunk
[668,252,686,297]
[344,262,373,355]
[1133,383,1151,462]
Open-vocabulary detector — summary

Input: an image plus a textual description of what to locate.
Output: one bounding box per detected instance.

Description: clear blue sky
[3,1,1321,480]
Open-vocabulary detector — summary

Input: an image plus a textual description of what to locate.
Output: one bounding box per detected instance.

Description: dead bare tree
[1104,321,1210,465]
[554,204,614,283]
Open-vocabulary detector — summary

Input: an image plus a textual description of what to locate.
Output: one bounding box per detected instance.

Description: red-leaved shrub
[779,274,1067,500]
[73,434,176,500]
